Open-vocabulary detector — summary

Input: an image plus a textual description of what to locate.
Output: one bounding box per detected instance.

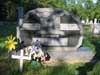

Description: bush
[87,62,100,75]
[82,26,95,51]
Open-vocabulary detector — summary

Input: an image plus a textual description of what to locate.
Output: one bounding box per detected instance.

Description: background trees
[0,0,100,21]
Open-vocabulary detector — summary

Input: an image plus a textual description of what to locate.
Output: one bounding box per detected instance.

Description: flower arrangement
[31,46,50,66]
[31,47,45,61]
[0,35,50,66]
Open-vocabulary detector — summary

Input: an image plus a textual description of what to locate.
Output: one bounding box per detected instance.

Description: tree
[93,0,100,20]
[0,0,18,21]
[0,0,100,21]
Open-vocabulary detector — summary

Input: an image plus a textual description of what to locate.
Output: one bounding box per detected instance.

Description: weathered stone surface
[17,27,32,45]
[32,36,81,47]
[22,23,40,30]
[60,24,80,30]
[45,49,94,65]
[17,8,83,48]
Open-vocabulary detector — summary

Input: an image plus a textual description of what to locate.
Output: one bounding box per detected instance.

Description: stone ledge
[45,50,95,66]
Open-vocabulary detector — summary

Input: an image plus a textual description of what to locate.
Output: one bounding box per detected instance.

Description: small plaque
[60,24,80,30]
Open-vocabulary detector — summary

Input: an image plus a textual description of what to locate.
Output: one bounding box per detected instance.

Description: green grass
[0,58,84,75]
[0,23,100,75]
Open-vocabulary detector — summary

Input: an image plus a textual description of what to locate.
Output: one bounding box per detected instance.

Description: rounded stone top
[36,8,54,12]
[24,8,81,24]
[18,8,83,48]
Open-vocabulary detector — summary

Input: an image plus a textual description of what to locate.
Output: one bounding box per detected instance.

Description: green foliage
[0,42,6,49]
[0,58,84,75]
[83,37,95,51]
[0,22,17,49]
[0,0,100,21]
[87,62,100,75]
[0,22,16,37]
[82,26,95,50]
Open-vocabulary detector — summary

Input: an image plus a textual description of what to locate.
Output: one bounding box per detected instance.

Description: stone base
[44,47,77,51]
[45,49,94,66]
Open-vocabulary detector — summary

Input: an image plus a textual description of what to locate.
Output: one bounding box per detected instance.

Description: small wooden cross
[11,49,31,72]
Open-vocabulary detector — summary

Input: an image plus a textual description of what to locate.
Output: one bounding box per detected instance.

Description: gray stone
[15,8,94,64]
[22,23,40,30]
[46,48,94,65]
[17,8,83,48]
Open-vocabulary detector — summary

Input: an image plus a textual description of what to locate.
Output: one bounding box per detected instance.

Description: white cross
[11,49,31,72]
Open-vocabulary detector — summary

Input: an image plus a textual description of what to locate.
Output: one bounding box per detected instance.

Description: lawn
[0,23,100,75]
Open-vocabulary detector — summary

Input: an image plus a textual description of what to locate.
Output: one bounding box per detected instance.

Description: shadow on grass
[0,56,21,75]
[23,62,79,75]
[0,22,17,38]
[77,37,100,75]
[46,64,76,75]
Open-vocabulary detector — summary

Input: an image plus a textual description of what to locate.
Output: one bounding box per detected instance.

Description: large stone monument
[17,8,83,49]
[16,8,94,64]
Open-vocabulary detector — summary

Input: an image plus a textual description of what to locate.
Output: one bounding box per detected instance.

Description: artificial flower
[5,35,17,51]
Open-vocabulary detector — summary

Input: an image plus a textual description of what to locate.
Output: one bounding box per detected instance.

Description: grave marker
[11,49,31,72]
[15,8,94,64]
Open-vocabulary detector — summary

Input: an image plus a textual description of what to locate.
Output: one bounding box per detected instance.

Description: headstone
[94,18,97,24]
[81,20,85,24]
[86,17,89,24]
[93,23,100,35]
[16,8,94,64]
[17,8,83,49]
[90,20,93,24]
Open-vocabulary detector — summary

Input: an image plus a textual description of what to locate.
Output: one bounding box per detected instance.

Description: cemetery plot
[10,8,94,70]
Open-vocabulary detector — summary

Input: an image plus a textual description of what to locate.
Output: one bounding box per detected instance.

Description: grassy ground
[0,23,100,75]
